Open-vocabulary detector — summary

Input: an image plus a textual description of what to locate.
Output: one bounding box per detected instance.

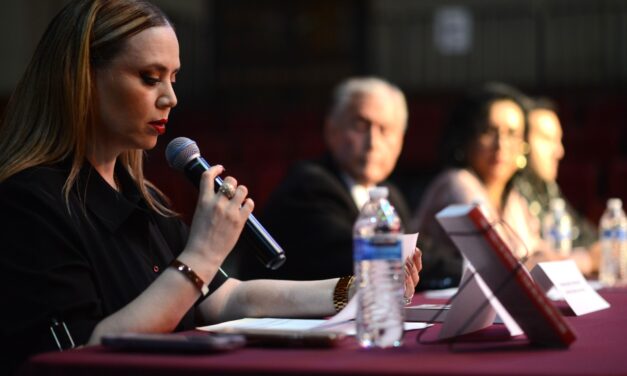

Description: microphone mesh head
[165,137,200,171]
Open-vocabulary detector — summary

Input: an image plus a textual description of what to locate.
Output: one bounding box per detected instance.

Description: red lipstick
[149,119,167,135]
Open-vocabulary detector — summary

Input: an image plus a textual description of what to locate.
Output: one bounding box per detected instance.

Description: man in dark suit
[239,77,410,280]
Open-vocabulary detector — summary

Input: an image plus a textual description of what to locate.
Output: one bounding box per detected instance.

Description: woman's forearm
[88,255,223,345]
[198,278,338,324]
[197,248,422,325]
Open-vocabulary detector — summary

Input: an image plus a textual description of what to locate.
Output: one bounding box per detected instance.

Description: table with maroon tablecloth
[17,289,627,376]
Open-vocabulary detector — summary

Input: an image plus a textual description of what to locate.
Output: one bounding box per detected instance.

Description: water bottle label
[601,229,613,239]
[615,228,627,241]
[354,238,402,261]
[549,228,571,241]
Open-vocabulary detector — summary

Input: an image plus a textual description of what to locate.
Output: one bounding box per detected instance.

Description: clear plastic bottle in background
[542,198,573,257]
[598,198,627,286]
[353,187,404,348]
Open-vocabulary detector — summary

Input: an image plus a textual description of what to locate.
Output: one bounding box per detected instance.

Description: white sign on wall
[433,6,473,55]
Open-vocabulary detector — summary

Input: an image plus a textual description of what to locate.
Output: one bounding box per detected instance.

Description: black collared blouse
[0,161,227,371]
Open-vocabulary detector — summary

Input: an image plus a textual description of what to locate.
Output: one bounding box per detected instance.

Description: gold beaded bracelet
[170,259,209,296]
[333,276,354,313]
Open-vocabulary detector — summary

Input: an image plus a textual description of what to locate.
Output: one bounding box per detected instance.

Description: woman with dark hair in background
[0,0,422,372]
[410,83,554,290]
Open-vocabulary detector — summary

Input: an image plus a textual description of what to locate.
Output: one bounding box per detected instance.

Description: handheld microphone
[165,137,286,270]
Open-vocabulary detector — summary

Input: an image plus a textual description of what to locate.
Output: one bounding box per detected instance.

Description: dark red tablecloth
[17,289,627,376]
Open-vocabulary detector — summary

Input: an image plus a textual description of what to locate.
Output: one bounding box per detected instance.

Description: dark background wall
[1,0,626,226]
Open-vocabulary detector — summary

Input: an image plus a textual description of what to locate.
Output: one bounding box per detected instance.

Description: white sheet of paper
[198,317,428,336]
[402,232,419,260]
[198,318,326,331]
[319,290,359,327]
[424,287,458,299]
[531,260,610,316]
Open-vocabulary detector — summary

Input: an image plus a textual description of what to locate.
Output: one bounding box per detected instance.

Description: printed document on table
[198,317,428,336]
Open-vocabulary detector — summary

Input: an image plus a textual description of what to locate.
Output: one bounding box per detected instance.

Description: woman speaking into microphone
[0,0,421,372]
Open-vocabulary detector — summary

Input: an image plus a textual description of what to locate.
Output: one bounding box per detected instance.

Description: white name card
[531,260,610,316]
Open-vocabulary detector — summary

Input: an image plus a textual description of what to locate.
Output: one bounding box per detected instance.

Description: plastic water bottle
[353,187,404,348]
[542,198,573,256]
[598,198,627,286]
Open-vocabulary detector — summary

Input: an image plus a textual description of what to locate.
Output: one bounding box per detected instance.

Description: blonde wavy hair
[0,0,175,216]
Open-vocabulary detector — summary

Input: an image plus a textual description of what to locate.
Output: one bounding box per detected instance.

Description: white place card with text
[531,260,610,316]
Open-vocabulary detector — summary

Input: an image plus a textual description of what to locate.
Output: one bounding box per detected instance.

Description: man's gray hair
[328,76,408,131]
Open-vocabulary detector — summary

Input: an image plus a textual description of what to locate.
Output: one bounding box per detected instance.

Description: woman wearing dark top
[0,0,422,373]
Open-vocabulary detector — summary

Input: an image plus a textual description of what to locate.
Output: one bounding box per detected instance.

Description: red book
[436,203,576,348]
